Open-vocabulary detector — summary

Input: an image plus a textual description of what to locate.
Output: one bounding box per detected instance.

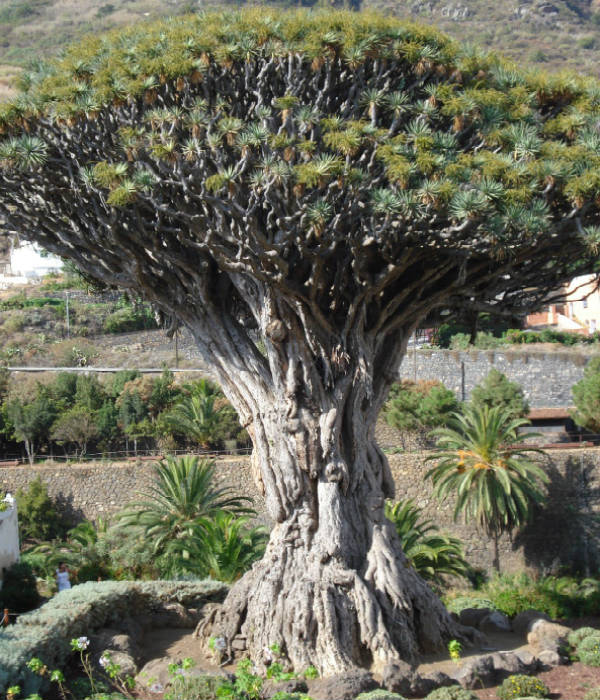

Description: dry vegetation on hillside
[0,0,600,99]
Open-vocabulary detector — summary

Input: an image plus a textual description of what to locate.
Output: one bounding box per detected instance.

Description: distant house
[525,274,600,335]
[10,242,63,278]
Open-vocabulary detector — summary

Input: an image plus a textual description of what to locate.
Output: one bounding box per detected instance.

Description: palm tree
[385,499,470,584]
[167,512,268,582]
[116,456,253,570]
[31,517,112,582]
[425,404,548,571]
[162,380,225,448]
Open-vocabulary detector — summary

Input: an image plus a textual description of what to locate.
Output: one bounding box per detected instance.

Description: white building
[0,494,19,588]
[10,242,63,278]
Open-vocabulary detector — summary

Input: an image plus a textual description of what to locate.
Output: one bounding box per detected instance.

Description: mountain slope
[0,0,599,98]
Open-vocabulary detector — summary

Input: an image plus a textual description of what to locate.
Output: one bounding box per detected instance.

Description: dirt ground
[136,626,600,699]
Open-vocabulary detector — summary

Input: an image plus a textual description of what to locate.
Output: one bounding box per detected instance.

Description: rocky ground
[82,604,600,699]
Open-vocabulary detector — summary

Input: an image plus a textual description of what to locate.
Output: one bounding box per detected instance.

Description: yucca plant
[426,404,548,571]
[385,499,470,584]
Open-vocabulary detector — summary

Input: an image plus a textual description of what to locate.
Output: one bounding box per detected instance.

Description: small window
[583,298,589,309]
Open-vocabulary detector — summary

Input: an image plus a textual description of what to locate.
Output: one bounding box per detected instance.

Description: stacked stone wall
[398,348,592,407]
[3,447,600,574]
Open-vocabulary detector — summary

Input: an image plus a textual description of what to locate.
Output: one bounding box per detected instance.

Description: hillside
[1,0,600,100]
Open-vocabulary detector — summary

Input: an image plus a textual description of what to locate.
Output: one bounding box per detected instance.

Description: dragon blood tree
[0,9,599,673]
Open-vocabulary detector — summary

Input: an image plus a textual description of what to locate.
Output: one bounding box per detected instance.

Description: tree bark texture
[190,304,462,675]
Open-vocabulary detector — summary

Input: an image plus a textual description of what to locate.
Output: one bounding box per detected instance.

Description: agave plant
[385,499,470,584]
[426,404,548,571]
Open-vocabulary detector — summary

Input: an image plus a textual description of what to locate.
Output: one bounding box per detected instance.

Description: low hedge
[0,579,227,696]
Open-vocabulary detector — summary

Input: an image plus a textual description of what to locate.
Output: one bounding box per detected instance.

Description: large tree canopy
[0,9,598,675]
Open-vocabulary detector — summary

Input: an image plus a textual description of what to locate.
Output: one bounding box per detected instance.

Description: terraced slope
[0,0,599,101]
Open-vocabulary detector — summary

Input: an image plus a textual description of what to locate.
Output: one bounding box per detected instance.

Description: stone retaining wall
[2,447,600,575]
[398,348,592,407]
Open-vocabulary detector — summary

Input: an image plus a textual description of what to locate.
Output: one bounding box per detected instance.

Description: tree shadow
[54,492,86,529]
[514,453,600,576]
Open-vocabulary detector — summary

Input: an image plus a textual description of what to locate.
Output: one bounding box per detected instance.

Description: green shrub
[577,634,600,653]
[356,692,407,700]
[578,36,596,49]
[568,627,599,648]
[425,686,477,700]
[16,477,67,542]
[449,333,471,350]
[385,499,470,583]
[0,580,227,696]
[3,314,24,333]
[102,306,157,333]
[584,687,600,700]
[383,380,459,437]
[470,369,529,418]
[576,635,600,666]
[572,357,600,433]
[0,561,40,613]
[504,328,591,345]
[476,574,600,620]
[444,595,494,615]
[162,673,225,700]
[497,674,549,699]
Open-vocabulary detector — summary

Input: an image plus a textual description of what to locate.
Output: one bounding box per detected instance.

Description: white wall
[0,496,19,587]
[10,243,62,278]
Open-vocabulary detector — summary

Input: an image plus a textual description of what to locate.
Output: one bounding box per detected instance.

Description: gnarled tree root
[196,523,478,676]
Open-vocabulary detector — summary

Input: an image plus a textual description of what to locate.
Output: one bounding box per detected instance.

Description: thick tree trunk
[197,355,464,675]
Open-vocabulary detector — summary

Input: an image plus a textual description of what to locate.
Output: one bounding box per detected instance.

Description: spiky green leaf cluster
[385,499,470,583]
[426,405,548,538]
[0,8,599,240]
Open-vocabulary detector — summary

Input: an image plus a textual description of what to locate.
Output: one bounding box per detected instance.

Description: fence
[0,445,253,466]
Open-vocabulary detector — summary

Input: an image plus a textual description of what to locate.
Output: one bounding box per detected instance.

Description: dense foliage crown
[0,9,598,327]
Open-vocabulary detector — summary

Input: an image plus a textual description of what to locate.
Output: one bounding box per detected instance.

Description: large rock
[262,678,309,697]
[382,661,454,698]
[452,654,496,689]
[409,670,455,697]
[527,619,571,659]
[382,661,414,695]
[90,630,139,661]
[152,602,197,628]
[136,656,177,690]
[490,651,526,679]
[536,649,565,667]
[514,650,539,673]
[458,608,494,629]
[479,611,511,634]
[308,671,378,700]
[512,610,551,638]
[106,650,137,679]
